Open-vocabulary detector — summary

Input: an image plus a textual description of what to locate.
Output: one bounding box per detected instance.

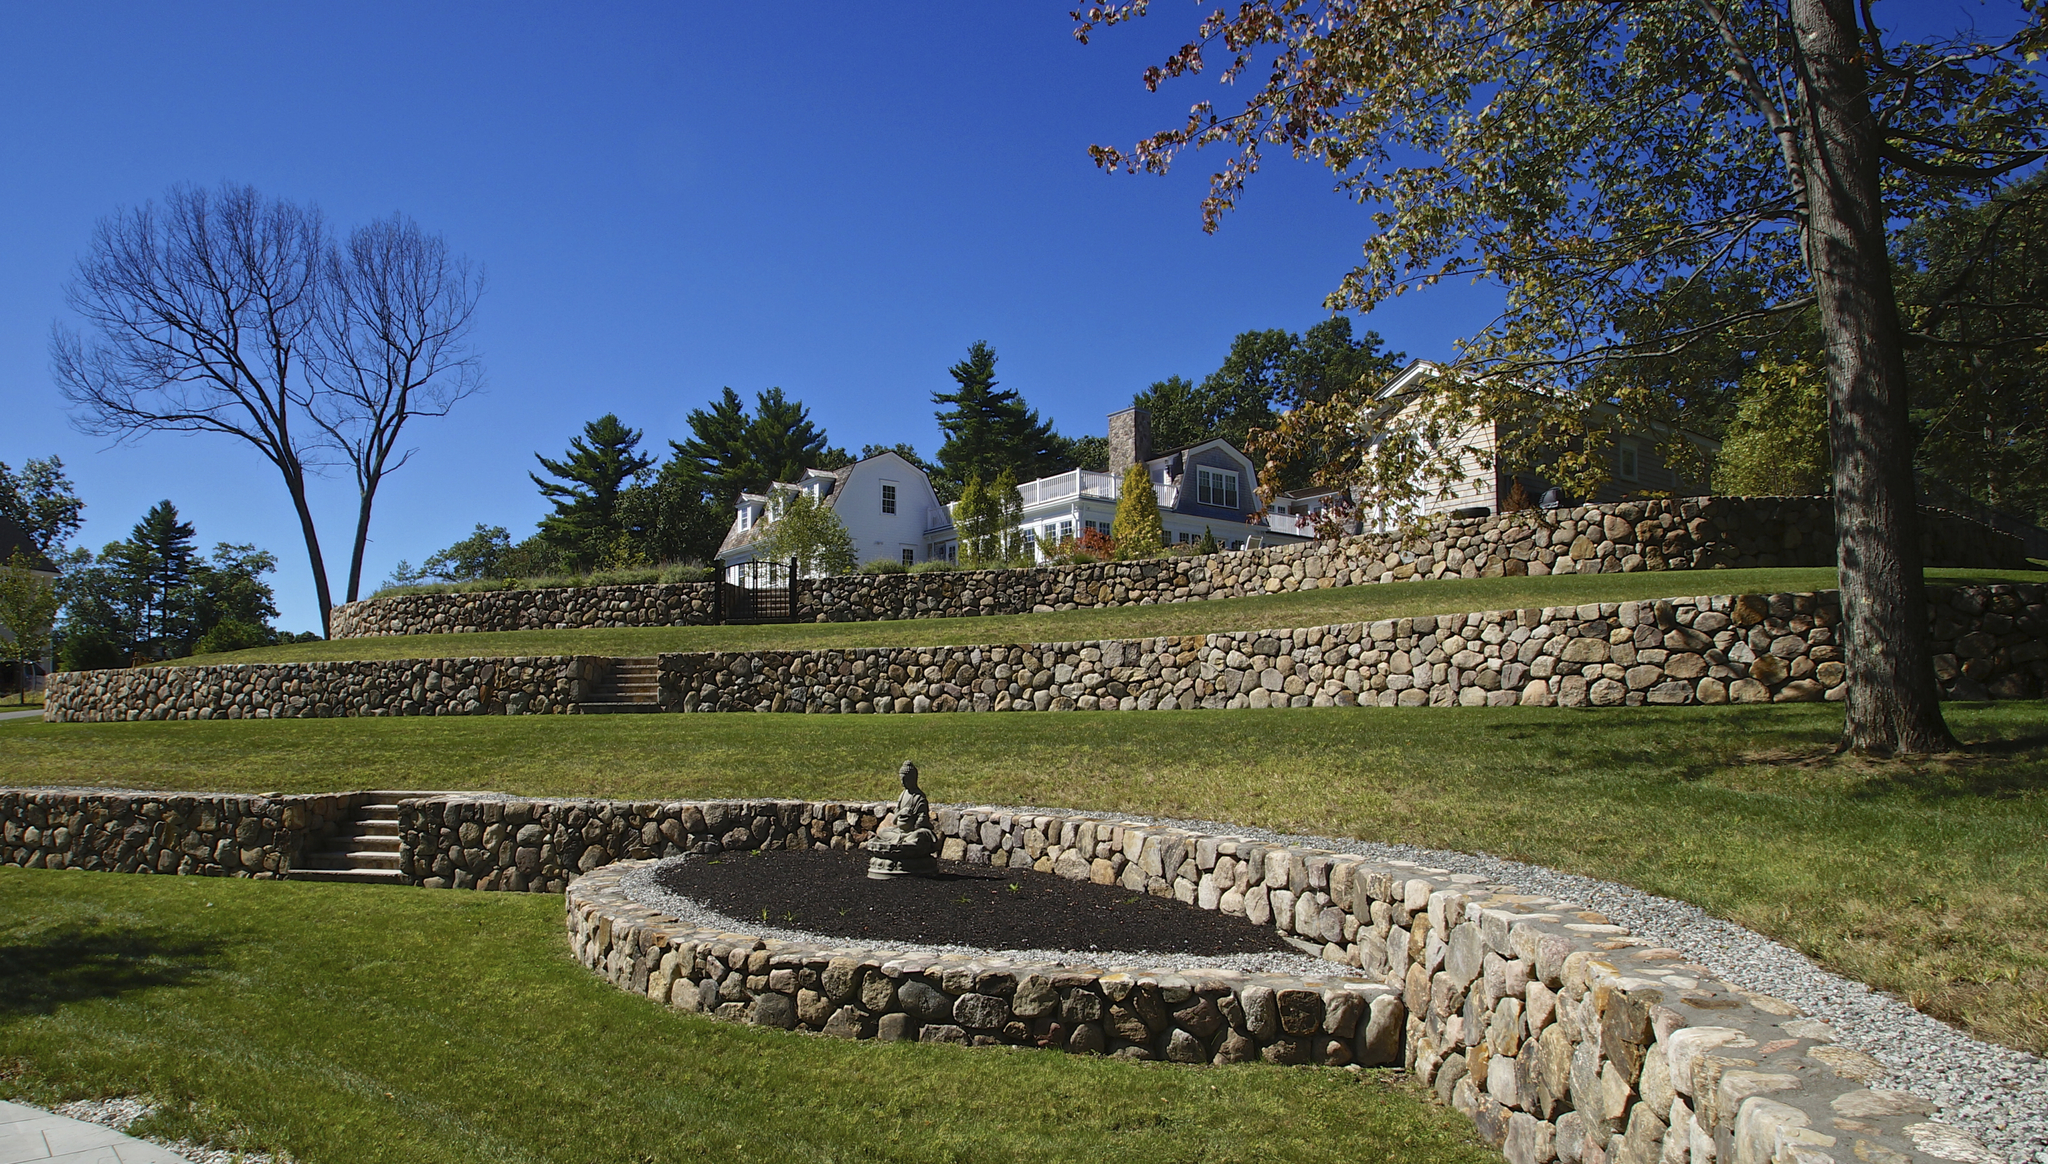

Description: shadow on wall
[0,920,225,1016]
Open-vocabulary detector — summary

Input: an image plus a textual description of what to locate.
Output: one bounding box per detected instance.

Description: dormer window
[1196,466,1240,509]
[738,504,755,531]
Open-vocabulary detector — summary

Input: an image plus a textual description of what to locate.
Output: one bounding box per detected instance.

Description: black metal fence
[714,558,797,624]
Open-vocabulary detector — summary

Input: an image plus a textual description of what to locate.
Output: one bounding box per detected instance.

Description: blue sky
[1,3,1610,631]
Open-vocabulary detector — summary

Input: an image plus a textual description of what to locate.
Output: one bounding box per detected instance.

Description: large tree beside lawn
[1077,0,2048,755]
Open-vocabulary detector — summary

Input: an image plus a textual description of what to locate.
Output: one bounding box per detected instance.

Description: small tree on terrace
[1110,463,1163,558]
[953,475,1005,568]
[754,490,856,578]
[0,551,61,703]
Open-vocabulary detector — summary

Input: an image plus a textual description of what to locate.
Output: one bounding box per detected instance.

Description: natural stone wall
[40,584,2048,722]
[394,795,885,893]
[0,789,364,876]
[567,803,1980,1164]
[40,656,603,723]
[0,785,1998,1162]
[659,584,2044,712]
[327,498,2032,638]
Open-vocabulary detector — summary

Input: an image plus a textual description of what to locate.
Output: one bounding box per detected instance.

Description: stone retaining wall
[0,789,365,876]
[0,786,1998,1162]
[39,655,601,723]
[328,498,2031,638]
[39,585,2048,722]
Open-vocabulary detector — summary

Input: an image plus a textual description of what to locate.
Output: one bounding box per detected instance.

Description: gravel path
[629,808,2046,1164]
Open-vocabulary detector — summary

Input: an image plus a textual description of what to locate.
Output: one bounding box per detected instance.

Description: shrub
[859,558,910,574]
[909,560,960,573]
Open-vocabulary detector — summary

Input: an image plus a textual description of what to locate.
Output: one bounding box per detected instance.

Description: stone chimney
[1108,407,1152,475]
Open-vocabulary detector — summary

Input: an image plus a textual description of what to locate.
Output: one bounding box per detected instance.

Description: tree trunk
[281,460,336,640]
[1791,0,1956,755]
[346,475,379,606]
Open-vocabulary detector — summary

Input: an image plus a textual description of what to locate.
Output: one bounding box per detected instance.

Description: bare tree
[311,215,484,603]
[52,183,340,634]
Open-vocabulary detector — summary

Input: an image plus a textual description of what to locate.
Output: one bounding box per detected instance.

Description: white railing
[1016,470,1121,508]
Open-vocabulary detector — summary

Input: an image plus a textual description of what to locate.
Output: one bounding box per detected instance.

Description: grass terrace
[169,566,2048,665]
[0,870,1494,1164]
[4,701,2044,1055]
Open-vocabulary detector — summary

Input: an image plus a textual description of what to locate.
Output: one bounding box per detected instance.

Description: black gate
[715,558,797,624]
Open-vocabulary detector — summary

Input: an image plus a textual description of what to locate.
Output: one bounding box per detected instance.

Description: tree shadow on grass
[0,922,223,1017]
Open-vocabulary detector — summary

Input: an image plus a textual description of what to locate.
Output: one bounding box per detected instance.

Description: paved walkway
[0,708,44,721]
[0,1100,189,1164]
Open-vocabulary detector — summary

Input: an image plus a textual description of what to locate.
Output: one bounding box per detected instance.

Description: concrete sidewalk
[0,1099,190,1164]
[0,708,44,722]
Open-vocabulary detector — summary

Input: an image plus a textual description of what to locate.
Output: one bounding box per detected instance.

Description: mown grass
[4,701,2044,1054]
[0,870,1493,1164]
[169,566,2048,665]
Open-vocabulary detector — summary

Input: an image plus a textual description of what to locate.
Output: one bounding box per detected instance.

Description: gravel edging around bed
[1049,806,2048,1164]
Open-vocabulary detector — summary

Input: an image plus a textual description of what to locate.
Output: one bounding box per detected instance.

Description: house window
[881,483,898,514]
[1044,522,1061,543]
[1022,528,1036,549]
[1196,467,1240,509]
[738,506,752,531]
[1617,441,1640,482]
[1059,520,1074,542]
[901,548,914,566]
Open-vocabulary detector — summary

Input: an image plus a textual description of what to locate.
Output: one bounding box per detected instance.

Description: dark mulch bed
[650,847,1299,957]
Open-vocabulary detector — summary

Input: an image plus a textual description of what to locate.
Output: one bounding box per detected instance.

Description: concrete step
[292,867,408,885]
[302,849,402,870]
[567,702,665,714]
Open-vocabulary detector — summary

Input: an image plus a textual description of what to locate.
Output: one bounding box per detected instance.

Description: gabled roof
[717,450,928,557]
[0,513,57,575]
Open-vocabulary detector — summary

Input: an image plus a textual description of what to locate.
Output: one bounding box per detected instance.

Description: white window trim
[1196,466,1241,509]
[880,481,899,515]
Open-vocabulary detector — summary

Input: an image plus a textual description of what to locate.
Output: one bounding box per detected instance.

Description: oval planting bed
[567,799,1973,1164]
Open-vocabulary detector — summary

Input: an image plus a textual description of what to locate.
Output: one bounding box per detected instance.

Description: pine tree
[672,388,756,511]
[747,388,833,485]
[117,501,197,655]
[531,415,656,566]
[1110,464,1163,559]
[932,342,1073,501]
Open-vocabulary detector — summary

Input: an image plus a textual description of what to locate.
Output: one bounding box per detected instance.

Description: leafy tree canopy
[1078,0,2048,754]
[753,489,856,577]
[0,457,85,560]
[56,503,283,667]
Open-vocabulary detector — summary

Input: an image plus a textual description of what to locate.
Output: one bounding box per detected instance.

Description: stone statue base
[865,842,938,879]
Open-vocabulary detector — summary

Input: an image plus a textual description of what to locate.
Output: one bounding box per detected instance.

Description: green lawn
[167,566,2048,664]
[0,870,1493,1164]
[4,700,2045,1055]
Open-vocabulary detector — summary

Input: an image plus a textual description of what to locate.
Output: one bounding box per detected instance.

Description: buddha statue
[865,760,938,878]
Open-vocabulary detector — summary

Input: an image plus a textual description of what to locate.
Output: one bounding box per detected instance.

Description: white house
[925,407,1316,563]
[716,451,952,576]
[1362,360,1719,521]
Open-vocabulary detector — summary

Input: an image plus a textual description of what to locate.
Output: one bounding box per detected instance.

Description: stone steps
[574,656,662,712]
[294,790,476,885]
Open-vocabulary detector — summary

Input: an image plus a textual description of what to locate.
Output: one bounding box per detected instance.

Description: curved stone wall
[327,498,2032,639]
[566,804,1981,1164]
[40,585,2048,722]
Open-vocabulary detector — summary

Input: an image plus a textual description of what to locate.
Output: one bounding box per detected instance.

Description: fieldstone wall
[394,795,885,893]
[40,585,2048,722]
[40,656,603,723]
[567,801,1981,1164]
[658,584,2044,713]
[0,789,364,876]
[327,498,2032,638]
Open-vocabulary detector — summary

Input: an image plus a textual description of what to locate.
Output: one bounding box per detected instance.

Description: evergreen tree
[115,501,197,656]
[932,341,1073,501]
[1110,464,1164,559]
[531,415,656,567]
[672,388,757,511]
[747,388,834,484]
